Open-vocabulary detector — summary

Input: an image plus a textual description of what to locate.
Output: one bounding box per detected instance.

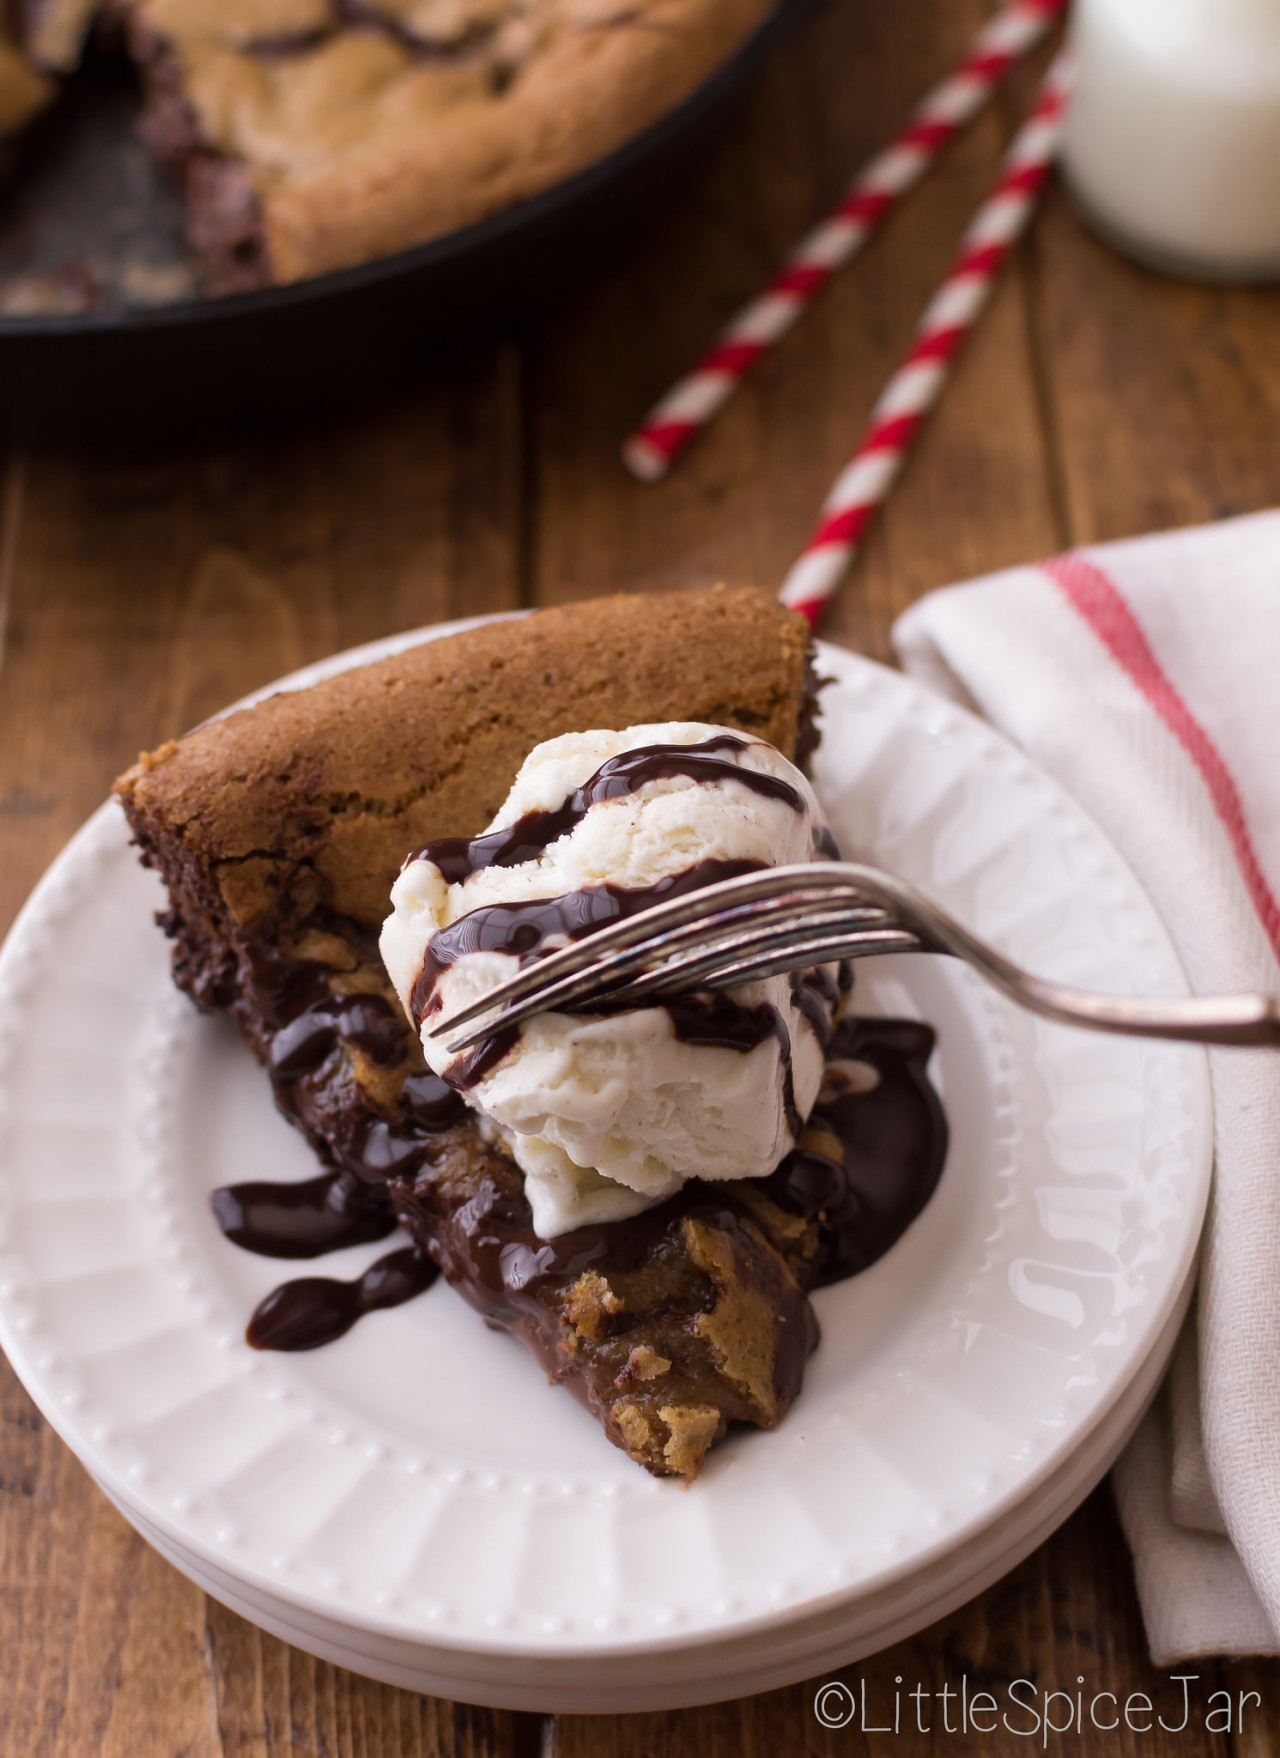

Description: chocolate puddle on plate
[244,1245,440,1351]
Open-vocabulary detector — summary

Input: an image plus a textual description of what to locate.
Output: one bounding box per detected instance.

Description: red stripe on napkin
[1043,552,1280,964]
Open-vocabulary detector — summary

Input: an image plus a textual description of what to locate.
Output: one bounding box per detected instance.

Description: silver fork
[427,861,1280,1053]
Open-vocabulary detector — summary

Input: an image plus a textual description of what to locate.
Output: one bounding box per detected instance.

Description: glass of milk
[1062,0,1280,281]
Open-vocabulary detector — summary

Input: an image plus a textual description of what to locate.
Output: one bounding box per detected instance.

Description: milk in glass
[1063,0,1280,280]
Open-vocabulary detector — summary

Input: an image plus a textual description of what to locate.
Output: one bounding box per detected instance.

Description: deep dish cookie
[118,0,775,287]
[115,588,873,1480]
[3,0,774,290]
[115,588,948,1479]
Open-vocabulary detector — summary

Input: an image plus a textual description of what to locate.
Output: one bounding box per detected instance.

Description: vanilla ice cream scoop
[380,723,840,1238]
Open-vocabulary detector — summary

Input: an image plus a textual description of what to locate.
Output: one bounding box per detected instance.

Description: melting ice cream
[380,723,840,1237]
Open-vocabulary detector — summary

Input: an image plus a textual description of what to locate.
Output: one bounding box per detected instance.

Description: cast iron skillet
[0,0,821,444]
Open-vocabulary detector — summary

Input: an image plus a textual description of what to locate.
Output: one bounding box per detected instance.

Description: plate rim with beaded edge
[0,617,1212,1663]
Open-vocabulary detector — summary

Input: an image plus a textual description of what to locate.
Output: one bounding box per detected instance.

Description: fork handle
[872,879,1280,1048]
[956,956,1280,1046]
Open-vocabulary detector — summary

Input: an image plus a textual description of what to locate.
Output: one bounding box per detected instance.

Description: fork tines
[426,862,934,1055]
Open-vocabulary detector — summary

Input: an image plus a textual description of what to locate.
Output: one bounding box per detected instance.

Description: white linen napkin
[892,509,1280,1663]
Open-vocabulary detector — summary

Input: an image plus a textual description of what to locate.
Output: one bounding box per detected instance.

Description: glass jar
[1062,0,1280,281]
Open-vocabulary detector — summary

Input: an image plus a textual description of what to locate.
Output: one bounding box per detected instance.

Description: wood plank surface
[528,0,1063,644]
[0,365,523,933]
[1,0,1279,1752]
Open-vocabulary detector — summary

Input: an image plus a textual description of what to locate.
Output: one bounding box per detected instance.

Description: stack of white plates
[0,631,1210,1712]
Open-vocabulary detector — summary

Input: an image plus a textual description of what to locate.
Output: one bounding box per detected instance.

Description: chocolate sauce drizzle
[765,1015,947,1286]
[423,1167,821,1415]
[412,735,806,884]
[212,1168,396,1259]
[211,989,466,1346]
[410,857,765,1086]
[407,737,836,1100]
[269,993,407,1077]
[667,995,794,1116]
[237,950,468,1188]
[791,965,839,1053]
[244,1246,440,1352]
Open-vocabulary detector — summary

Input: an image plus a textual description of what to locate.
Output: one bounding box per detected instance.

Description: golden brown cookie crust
[268,0,771,280]
[115,584,815,927]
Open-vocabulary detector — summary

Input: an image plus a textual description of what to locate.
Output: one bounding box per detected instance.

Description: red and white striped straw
[778,53,1071,630]
[623,0,1068,483]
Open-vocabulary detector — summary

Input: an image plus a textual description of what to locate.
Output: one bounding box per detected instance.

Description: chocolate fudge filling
[215,941,946,1441]
[389,1135,821,1470]
[126,14,274,291]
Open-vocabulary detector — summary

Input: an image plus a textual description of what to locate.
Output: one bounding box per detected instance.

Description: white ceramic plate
[85,1252,1194,1711]
[0,629,1211,1695]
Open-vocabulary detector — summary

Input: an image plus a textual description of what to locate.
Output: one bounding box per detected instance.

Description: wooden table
[1,2,1277,1751]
